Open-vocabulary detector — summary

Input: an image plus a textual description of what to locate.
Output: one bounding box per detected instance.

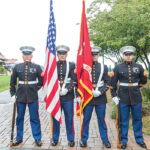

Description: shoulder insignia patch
[144,70,148,77]
[41,72,44,77]
[74,68,77,74]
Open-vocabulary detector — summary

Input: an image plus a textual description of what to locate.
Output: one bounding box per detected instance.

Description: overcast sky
[0,0,110,66]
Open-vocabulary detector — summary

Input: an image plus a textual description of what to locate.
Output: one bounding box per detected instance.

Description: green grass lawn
[145,79,150,86]
[0,76,10,92]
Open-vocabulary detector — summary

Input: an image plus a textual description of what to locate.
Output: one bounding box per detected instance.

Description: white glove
[75,97,81,105]
[60,88,68,96]
[112,96,120,105]
[93,89,101,97]
[11,95,16,103]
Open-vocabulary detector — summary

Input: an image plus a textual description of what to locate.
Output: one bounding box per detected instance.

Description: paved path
[0,91,149,150]
[0,90,11,104]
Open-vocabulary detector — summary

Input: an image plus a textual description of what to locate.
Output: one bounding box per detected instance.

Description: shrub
[141,86,150,116]
[0,65,7,74]
[141,86,150,102]
[110,101,116,119]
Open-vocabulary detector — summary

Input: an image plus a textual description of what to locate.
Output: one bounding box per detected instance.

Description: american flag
[43,0,61,123]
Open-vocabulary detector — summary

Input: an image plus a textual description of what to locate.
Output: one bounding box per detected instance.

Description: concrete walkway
[0,91,149,150]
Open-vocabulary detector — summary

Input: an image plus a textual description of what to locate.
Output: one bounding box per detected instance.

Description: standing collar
[24,61,31,65]
[92,61,98,65]
[124,61,133,65]
[59,60,66,64]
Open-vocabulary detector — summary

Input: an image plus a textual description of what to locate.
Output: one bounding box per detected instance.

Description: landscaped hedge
[0,65,7,74]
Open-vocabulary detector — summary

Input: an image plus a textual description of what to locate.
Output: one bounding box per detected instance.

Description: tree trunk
[136,48,148,69]
[139,55,148,69]
[104,55,116,63]
[142,47,149,62]
[135,55,139,62]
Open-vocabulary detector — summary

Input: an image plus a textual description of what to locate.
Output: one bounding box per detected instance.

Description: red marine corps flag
[76,0,93,118]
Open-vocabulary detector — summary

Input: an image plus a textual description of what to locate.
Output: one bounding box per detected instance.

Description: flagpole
[79,0,85,141]
[79,103,82,140]
[50,114,52,138]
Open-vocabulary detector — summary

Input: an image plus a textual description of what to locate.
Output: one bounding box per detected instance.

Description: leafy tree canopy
[88,0,150,67]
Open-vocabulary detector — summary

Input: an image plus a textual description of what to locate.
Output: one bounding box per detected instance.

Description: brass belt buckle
[60,81,64,84]
[93,84,96,88]
[24,81,28,85]
[128,83,133,87]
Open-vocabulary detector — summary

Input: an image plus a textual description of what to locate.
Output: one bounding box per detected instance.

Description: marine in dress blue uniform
[51,45,76,147]
[111,46,147,149]
[79,47,111,148]
[10,46,43,147]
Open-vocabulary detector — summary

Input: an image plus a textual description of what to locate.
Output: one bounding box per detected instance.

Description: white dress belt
[120,82,138,86]
[19,81,38,84]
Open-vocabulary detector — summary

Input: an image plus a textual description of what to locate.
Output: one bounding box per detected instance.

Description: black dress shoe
[12,140,23,146]
[121,143,127,149]
[35,139,42,146]
[51,139,58,146]
[68,141,75,147]
[103,141,111,148]
[137,142,147,148]
[80,141,87,147]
